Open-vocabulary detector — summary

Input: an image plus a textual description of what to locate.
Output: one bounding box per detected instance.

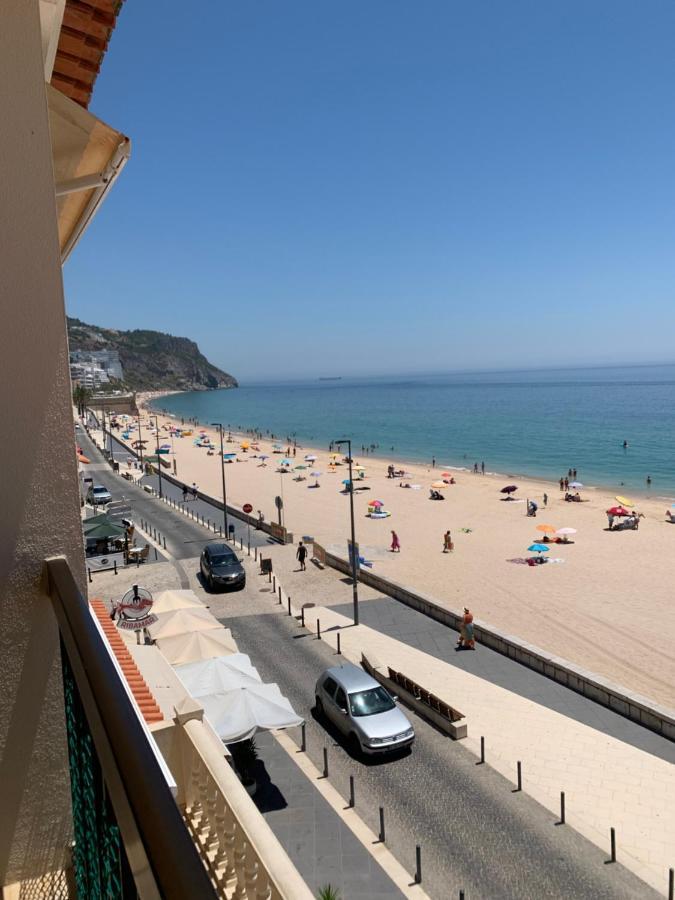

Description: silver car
[315,663,414,756]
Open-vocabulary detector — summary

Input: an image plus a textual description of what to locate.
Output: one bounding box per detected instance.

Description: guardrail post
[415,845,422,884]
[378,807,385,843]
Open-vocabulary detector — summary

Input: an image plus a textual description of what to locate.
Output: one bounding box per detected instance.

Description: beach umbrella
[280,458,292,466]
[527,543,550,554]
[441,471,452,477]
[607,506,630,517]
[258,454,269,460]
[304,454,317,461]
[83,521,127,540]
[615,495,634,507]
[501,485,518,494]
[341,479,353,486]
[310,471,322,477]
[536,524,556,534]
[223,452,237,459]
[369,500,384,507]
[294,464,308,470]
[556,527,577,536]
[431,481,447,489]
[329,452,341,459]
[174,653,263,697]
[156,627,237,665]
[569,481,584,489]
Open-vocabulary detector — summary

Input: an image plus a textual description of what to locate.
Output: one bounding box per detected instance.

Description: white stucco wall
[0,0,87,885]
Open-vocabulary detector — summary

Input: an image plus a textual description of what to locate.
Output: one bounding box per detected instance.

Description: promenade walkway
[267,544,675,896]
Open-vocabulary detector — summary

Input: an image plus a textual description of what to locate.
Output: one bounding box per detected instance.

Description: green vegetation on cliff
[67,317,237,392]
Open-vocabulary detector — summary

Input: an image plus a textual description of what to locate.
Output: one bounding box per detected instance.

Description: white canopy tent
[149,606,221,641]
[152,589,206,615]
[156,628,238,666]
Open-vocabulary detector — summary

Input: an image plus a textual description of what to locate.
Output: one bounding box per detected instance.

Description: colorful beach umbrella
[431,481,447,489]
[258,454,269,460]
[527,543,550,554]
[369,500,384,507]
[501,485,518,494]
[304,454,317,461]
[310,471,322,477]
[536,524,556,534]
[607,506,630,517]
[569,481,584,489]
[556,527,577,536]
[280,458,292,466]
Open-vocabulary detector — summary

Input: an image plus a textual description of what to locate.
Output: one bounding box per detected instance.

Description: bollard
[287,596,292,616]
[87,568,92,583]
[669,868,673,900]
[477,736,485,765]
[219,526,222,536]
[609,827,616,863]
[317,618,321,640]
[415,845,422,885]
[254,547,258,561]
[459,892,465,900]
[348,775,355,809]
[337,632,341,655]
[301,607,305,628]
[113,560,117,575]
[323,747,328,778]
[268,570,271,583]
[136,555,140,568]
[378,807,385,843]
[558,791,566,825]
[278,586,282,603]
[154,547,158,561]
[207,518,210,529]
[515,761,522,792]
[273,575,276,592]
[301,722,306,752]
[163,536,166,550]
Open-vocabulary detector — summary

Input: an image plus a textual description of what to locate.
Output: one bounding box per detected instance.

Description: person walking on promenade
[182,485,188,502]
[390,530,401,553]
[456,607,475,650]
[296,541,308,571]
[543,492,548,507]
[443,530,453,553]
[257,509,265,529]
[191,482,198,499]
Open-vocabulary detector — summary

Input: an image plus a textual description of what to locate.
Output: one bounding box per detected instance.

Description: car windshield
[93,487,108,494]
[349,687,395,717]
[210,554,237,567]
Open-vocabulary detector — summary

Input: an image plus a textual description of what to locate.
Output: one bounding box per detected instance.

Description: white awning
[148,606,221,641]
[153,589,206,615]
[200,685,303,744]
[174,654,263,695]
[48,83,130,262]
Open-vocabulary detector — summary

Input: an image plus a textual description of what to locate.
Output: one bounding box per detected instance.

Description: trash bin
[228,524,235,540]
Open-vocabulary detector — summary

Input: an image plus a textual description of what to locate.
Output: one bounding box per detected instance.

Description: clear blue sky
[63,1,675,381]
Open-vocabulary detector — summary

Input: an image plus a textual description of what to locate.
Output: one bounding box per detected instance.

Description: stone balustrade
[178,717,313,900]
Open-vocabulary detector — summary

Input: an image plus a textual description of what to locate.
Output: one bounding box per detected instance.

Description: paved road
[226,607,657,900]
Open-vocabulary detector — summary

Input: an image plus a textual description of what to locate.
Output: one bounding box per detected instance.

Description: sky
[63,1,675,381]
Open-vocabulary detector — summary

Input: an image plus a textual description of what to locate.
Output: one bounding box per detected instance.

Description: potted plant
[228,738,259,796]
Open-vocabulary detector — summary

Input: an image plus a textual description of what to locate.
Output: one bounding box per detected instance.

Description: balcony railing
[45,556,313,900]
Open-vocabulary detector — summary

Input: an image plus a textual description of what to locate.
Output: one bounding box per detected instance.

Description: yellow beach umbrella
[615,495,634,507]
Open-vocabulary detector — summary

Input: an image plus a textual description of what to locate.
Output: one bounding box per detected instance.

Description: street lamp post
[137,415,144,468]
[212,423,229,537]
[151,415,163,499]
[335,438,359,625]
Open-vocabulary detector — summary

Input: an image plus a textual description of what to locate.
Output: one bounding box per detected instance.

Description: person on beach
[647,475,652,486]
[572,468,577,480]
[564,477,569,491]
[481,461,485,474]
[390,530,401,552]
[473,462,478,473]
[543,492,548,507]
[456,608,475,650]
[432,457,436,468]
[443,530,453,553]
[559,477,564,491]
[296,541,308,571]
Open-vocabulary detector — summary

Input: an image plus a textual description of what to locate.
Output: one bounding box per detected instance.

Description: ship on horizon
[318,376,342,381]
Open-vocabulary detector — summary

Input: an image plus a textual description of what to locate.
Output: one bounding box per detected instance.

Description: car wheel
[348,733,362,758]
[315,696,324,717]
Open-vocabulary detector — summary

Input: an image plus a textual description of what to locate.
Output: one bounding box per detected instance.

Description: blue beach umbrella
[223,452,237,459]
[527,543,550,554]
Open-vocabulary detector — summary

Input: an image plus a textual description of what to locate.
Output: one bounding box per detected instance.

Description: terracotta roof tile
[90,598,163,723]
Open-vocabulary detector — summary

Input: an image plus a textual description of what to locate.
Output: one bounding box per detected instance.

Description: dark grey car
[200,543,246,592]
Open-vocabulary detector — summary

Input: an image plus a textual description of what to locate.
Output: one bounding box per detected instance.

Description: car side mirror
[391,695,398,702]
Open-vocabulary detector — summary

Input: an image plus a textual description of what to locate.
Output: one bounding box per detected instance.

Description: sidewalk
[267,544,675,896]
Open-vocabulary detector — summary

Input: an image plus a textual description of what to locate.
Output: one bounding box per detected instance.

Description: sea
[150,365,675,496]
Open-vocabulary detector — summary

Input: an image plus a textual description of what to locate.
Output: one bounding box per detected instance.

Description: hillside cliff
[67,318,238,392]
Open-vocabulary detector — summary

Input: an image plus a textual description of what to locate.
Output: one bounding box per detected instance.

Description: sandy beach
[121,394,675,709]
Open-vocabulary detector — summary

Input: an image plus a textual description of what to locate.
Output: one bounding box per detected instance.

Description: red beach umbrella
[607,506,629,517]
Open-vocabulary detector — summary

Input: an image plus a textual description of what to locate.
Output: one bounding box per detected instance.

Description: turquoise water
[151,365,675,495]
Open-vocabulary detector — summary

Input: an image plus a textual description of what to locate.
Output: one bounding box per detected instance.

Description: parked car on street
[200,542,246,592]
[315,663,414,756]
[87,484,112,506]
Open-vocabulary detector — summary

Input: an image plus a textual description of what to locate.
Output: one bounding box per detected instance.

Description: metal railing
[45,556,217,899]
